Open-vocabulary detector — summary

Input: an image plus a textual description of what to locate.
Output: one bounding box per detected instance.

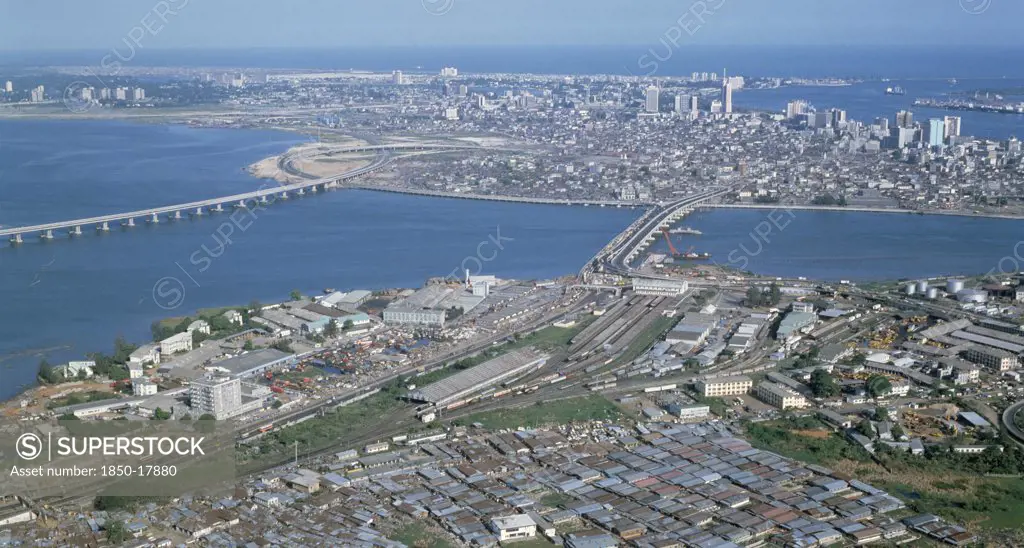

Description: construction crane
[660,228,680,256]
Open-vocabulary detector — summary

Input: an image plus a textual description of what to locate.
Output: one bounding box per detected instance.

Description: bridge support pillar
[279,191,288,199]
[149,213,160,224]
[98,222,110,231]
[123,217,135,228]
[41,229,54,240]
[259,195,269,205]
[213,204,224,213]
[236,200,247,209]
[296,188,305,196]
[194,207,204,216]
[309,185,318,193]
[71,226,82,237]
[10,233,23,244]
[173,210,182,220]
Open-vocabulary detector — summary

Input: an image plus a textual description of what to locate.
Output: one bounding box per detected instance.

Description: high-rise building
[785,100,808,119]
[710,99,723,114]
[440,66,458,77]
[944,116,961,139]
[830,108,847,128]
[114,87,127,101]
[458,84,469,97]
[3,81,11,93]
[392,70,404,85]
[29,85,44,102]
[99,88,111,100]
[189,375,242,420]
[928,118,946,147]
[689,95,699,119]
[721,79,733,114]
[132,87,145,101]
[896,110,914,129]
[674,95,683,115]
[875,117,890,134]
[80,87,93,101]
[645,85,659,113]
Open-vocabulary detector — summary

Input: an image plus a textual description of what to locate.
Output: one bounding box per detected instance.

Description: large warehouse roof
[408,349,548,406]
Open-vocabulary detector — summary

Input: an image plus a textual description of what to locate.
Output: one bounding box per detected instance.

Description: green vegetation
[540,492,573,508]
[811,194,848,206]
[745,284,781,307]
[744,417,872,465]
[151,307,251,343]
[613,315,677,366]
[290,289,303,301]
[48,390,119,409]
[390,522,455,548]
[105,520,129,543]
[867,374,892,398]
[809,368,839,397]
[456,395,621,431]
[692,395,730,417]
[94,495,169,512]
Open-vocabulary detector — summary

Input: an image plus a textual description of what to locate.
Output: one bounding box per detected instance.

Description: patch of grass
[390,522,455,548]
[540,492,573,508]
[613,315,677,366]
[743,418,872,465]
[48,390,120,409]
[458,395,622,431]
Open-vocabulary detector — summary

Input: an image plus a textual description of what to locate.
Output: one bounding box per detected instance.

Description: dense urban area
[4,64,1024,547]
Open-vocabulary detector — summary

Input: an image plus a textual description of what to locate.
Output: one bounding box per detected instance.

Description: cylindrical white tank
[946,279,965,294]
[904,283,917,295]
[957,289,988,303]
[926,287,939,300]
[916,280,929,294]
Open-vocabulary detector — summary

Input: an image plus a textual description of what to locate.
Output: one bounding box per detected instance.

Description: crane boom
[660,227,680,256]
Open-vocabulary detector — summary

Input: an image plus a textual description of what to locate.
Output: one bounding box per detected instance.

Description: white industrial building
[160,331,193,355]
[408,349,548,406]
[632,277,689,296]
[696,376,752,397]
[489,514,537,542]
[755,382,808,410]
[189,376,243,419]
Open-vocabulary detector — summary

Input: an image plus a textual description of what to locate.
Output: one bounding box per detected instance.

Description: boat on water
[669,227,703,235]
[673,251,712,261]
[885,86,906,96]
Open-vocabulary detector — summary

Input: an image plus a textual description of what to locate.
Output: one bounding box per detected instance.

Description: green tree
[195,414,216,434]
[151,407,171,420]
[875,406,889,421]
[58,413,79,421]
[891,424,906,440]
[856,419,875,438]
[106,520,129,543]
[746,286,764,307]
[867,375,892,398]
[342,319,354,331]
[271,340,293,353]
[289,289,303,301]
[809,369,840,397]
[243,339,255,351]
[323,320,339,338]
[37,359,62,384]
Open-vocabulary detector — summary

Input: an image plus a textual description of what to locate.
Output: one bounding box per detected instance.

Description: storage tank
[957,289,988,303]
[926,287,939,300]
[946,279,965,294]
[916,280,929,294]
[904,282,916,296]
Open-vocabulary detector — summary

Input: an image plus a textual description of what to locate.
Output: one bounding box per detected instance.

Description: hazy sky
[2,0,1020,50]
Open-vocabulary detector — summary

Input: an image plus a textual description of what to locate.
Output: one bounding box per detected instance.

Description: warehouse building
[756,381,808,410]
[777,311,817,341]
[160,331,193,355]
[696,375,752,397]
[408,349,548,406]
[962,345,1018,372]
[631,276,688,296]
[207,348,293,379]
[383,307,447,328]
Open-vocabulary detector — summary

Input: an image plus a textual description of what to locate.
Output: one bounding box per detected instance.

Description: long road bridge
[0,143,489,243]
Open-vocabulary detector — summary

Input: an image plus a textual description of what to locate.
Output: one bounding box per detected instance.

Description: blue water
[0,119,641,400]
[654,208,1024,282]
[735,78,1024,141]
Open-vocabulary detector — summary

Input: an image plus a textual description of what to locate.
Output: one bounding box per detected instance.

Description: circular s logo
[16,433,43,460]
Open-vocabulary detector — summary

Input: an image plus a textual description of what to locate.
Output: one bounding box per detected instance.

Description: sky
[1,0,1021,51]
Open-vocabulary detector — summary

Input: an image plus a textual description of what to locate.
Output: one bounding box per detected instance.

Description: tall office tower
[785,100,808,119]
[690,95,699,118]
[875,117,890,133]
[721,79,733,114]
[710,99,723,114]
[3,81,11,93]
[132,87,145,101]
[928,118,946,147]
[896,110,914,129]
[674,95,684,115]
[392,70,404,85]
[830,109,847,128]
[944,116,961,139]
[645,85,659,113]
[189,376,242,420]
[440,66,458,77]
